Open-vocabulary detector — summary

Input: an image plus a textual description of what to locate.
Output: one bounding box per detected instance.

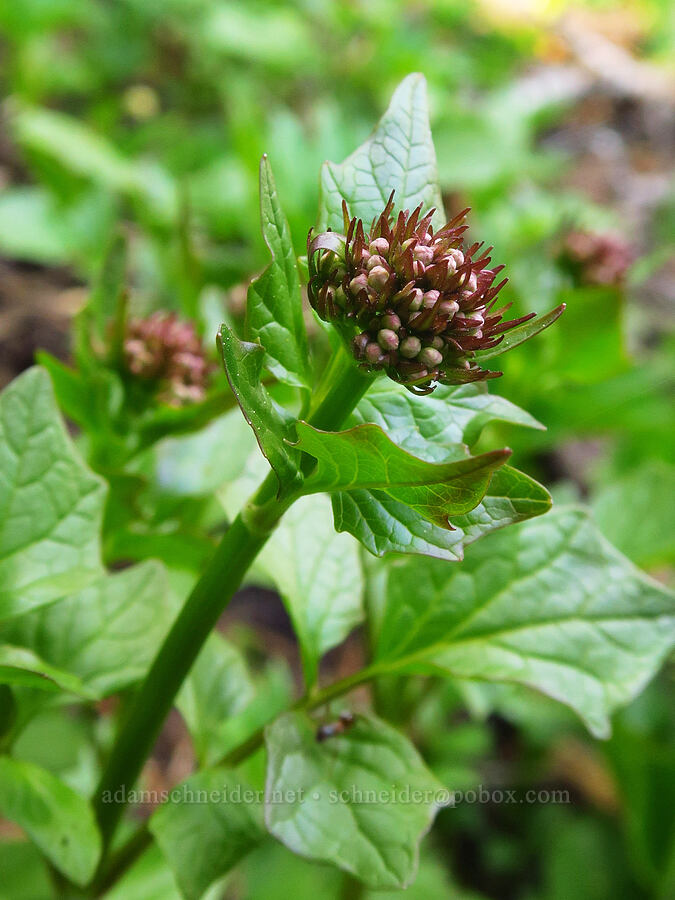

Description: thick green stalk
[92,345,372,857]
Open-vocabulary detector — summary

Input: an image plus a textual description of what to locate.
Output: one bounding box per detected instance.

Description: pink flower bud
[400,336,422,358]
[369,238,390,256]
[367,266,390,290]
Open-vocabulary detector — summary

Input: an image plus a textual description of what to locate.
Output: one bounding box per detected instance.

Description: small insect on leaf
[316,711,356,742]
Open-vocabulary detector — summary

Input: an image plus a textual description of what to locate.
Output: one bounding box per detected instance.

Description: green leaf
[0,645,93,698]
[353,381,544,460]
[264,711,447,889]
[218,325,302,493]
[0,839,53,900]
[1,561,173,697]
[11,105,176,223]
[296,421,510,527]
[150,769,265,900]
[372,508,675,738]
[333,465,551,560]
[473,303,565,362]
[102,845,183,900]
[318,73,444,231]
[257,494,364,687]
[177,633,255,765]
[246,156,311,390]
[592,460,675,568]
[154,408,256,497]
[0,757,101,885]
[0,186,76,264]
[0,368,107,622]
[36,351,124,435]
[87,230,127,345]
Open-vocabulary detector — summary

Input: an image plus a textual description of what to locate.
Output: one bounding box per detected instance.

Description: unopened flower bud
[367,255,387,271]
[423,290,440,309]
[429,336,444,350]
[378,328,399,351]
[419,347,443,368]
[464,271,478,292]
[381,313,401,331]
[365,342,384,364]
[352,332,369,358]
[368,266,390,290]
[408,288,424,311]
[413,244,434,264]
[369,238,390,256]
[448,248,464,267]
[400,336,422,358]
[349,274,368,295]
[438,300,459,318]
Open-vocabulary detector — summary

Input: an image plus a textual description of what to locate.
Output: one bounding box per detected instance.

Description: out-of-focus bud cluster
[560,230,633,287]
[307,193,534,393]
[123,312,210,406]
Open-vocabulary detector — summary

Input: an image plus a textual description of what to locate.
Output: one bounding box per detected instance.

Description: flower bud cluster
[307,193,534,393]
[123,311,210,406]
[560,230,632,287]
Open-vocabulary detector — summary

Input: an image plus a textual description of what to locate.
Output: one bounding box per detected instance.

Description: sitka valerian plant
[0,74,673,899]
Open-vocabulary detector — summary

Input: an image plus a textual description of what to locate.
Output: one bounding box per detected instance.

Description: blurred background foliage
[0,1,673,898]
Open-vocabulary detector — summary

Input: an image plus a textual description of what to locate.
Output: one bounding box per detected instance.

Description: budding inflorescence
[307,193,535,393]
[560,230,632,287]
[123,311,210,406]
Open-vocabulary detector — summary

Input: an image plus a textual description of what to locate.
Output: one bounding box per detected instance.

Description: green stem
[91,343,372,868]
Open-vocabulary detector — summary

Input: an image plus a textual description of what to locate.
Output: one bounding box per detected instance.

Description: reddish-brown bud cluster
[560,230,633,287]
[123,312,210,406]
[307,193,534,393]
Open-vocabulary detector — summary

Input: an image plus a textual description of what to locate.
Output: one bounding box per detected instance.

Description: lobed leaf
[333,465,551,561]
[296,421,510,527]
